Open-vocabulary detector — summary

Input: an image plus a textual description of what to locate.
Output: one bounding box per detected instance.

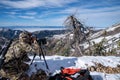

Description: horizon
[0,26,66,32]
[0,0,120,28]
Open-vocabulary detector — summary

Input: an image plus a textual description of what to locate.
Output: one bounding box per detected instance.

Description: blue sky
[0,0,120,28]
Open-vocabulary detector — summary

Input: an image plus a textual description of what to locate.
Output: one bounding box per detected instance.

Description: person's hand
[32,40,41,54]
[33,40,39,48]
[33,40,38,44]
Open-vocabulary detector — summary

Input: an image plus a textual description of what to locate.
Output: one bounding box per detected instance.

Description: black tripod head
[37,38,47,45]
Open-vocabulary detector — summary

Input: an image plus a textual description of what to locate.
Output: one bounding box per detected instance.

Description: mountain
[0,27,68,50]
[33,29,69,38]
[0,25,120,80]
[90,23,120,39]
[0,23,120,56]
[46,23,120,56]
[0,28,68,39]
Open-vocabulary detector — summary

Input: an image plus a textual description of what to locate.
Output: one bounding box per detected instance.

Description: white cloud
[0,0,78,9]
[18,15,35,19]
[0,0,44,9]
[4,11,17,15]
[37,5,120,20]
[31,15,66,26]
[20,5,120,26]
[35,7,78,19]
[44,0,78,7]
[48,5,120,27]
[45,16,66,26]
[25,12,37,15]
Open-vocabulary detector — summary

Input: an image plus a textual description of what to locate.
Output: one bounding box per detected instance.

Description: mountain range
[0,23,120,56]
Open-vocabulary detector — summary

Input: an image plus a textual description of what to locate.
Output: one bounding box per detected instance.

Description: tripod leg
[30,54,36,65]
[39,53,41,60]
[39,44,49,70]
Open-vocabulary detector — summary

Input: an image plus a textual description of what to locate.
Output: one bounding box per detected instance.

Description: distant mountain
[1,23,120,56]
[0,27,69,50]
[0,27,68,39]
[33,30,69,38]
[0,26,65,32]
[0,28,21,39]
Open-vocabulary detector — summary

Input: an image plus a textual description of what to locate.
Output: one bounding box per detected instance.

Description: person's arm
[25,41,40,54]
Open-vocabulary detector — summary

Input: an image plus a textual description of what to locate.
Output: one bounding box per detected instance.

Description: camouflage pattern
[30,69,47,80]
[4,40,39,62]
[0,31,40,80]
[18,73,30,80]
[19,31,32,44]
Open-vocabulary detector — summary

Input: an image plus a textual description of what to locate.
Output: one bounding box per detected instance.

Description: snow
[90,24,120,40]
[53,32,73,40]
[76,56,120,68]
[91,37,104,44]
[90,30,104,39]
[53,34,66,39]
[28,55,120,80]
[88,31,120,50]
[91,32,120,45]
[91,72,120,80]
[106,25,120,32]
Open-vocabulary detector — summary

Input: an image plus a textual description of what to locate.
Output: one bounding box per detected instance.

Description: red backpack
[61,68,81,75]
[49,67,93,80]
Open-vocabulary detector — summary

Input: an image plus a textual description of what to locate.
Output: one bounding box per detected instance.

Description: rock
[89,66,96,72]
[18,73,30,80]
[30,69,47,80]
[88,63,120,74]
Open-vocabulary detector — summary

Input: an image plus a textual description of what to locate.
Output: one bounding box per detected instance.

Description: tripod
[30,42,49,70]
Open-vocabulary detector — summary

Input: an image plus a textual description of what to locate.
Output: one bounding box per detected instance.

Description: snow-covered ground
[28,55,120,80]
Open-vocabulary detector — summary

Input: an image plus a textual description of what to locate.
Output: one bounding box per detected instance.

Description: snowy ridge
[90,30,104,40]
[106,23,120,32]
[82,24,120,51]
[53,34,67,39]
[89,23,120,40]
[52,24,120,51]
[28,56,120,80]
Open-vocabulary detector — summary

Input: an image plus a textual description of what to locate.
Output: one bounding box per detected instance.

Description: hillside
[0,24,120,56]
[46,23,120,56]
[0,24,120,80]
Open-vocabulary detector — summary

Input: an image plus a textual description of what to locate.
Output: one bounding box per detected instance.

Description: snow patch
[28,56,120,80]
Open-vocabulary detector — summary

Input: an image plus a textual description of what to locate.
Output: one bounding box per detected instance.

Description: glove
[33,40,40,54]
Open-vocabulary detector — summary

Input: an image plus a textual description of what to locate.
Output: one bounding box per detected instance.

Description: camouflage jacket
[4,40,40,63]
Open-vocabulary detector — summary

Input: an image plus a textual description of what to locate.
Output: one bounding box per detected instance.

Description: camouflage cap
[19,31,31,42]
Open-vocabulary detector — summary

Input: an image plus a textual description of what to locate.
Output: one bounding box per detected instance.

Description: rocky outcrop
[88,63,120,74]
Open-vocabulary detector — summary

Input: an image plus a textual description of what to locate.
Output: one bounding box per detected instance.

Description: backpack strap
[65,76,73,80]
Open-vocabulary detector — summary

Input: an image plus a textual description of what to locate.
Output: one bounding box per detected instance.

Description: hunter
[0,31,40,80]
